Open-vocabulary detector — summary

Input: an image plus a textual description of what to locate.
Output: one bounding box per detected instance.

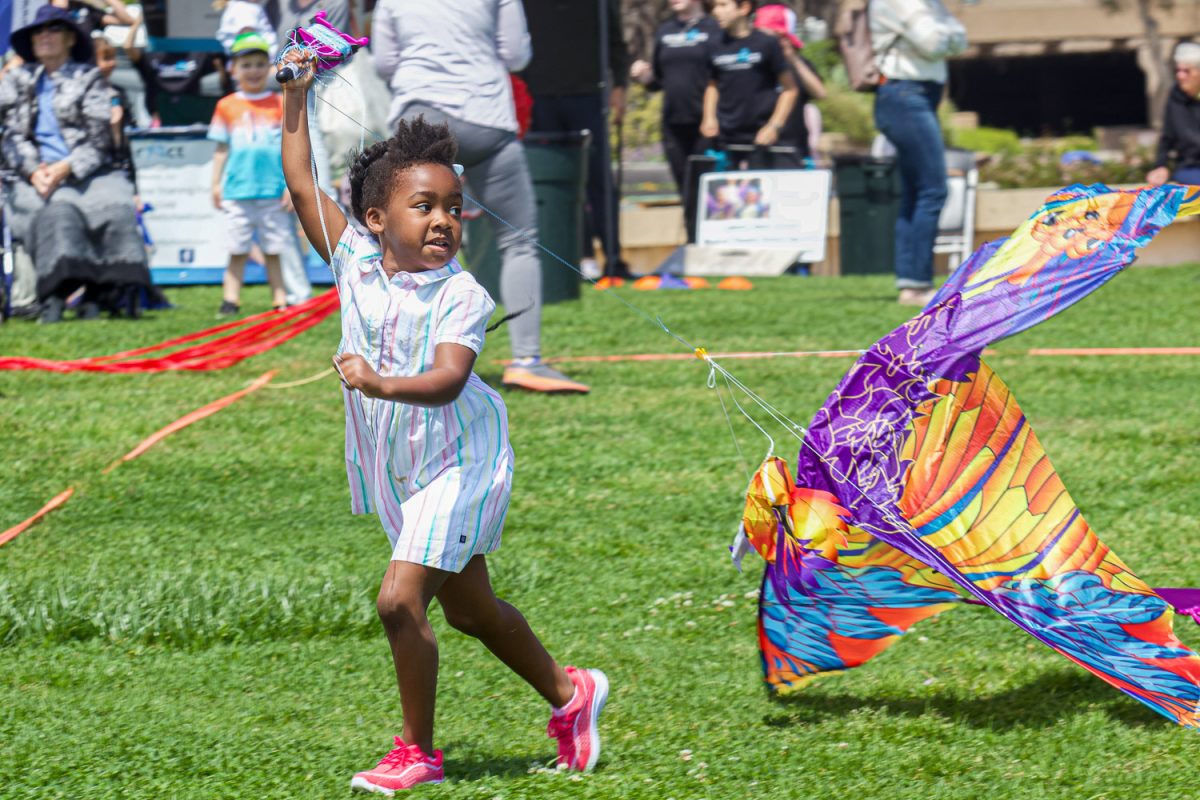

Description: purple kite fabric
[745,183,1200,728]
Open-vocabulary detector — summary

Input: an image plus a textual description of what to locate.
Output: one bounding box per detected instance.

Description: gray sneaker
[502,362,589,393]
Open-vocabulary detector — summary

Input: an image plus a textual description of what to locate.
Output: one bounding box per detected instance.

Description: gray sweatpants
[396,103,542,360]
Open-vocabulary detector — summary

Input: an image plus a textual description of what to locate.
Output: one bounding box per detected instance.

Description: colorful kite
[737,183,1200,727]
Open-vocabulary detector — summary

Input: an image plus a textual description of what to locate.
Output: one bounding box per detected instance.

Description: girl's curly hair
[347,116,459,226]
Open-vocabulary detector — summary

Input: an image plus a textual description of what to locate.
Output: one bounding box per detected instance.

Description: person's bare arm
[335,343,477,407]
[104,0,136,26]
[791,56,826,100]
[756,69,797,146]
[0,55,25,78]
[72,0,135,25]
[123,13,143,61]
[211,144,228,208]
[280,56,347,263]
[700,80,719,138]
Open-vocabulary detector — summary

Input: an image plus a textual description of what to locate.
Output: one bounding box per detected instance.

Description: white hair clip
[453,163,465,177]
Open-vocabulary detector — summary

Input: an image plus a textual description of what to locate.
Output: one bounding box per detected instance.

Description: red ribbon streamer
[0,488,75,548]
[0,288,338,372]
[1,370,278,547]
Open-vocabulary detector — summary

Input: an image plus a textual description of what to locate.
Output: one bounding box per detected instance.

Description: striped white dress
[332,226,513,572]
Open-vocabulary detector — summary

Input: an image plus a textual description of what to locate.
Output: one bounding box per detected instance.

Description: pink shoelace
[377,738,423,769]
[546,712,576,762]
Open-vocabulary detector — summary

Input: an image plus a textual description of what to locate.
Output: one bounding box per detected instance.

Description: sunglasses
[33,22,71,35]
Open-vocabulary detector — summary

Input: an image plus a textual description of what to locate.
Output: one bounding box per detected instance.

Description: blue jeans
[874,80,947,289]
[1172,166,1200,184]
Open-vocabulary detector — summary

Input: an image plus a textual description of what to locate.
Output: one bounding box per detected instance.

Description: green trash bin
[834,155,900,276]
[462,131,589,304]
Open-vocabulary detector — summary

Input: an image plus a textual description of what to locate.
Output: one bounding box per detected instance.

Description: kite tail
[883,358,1200,728]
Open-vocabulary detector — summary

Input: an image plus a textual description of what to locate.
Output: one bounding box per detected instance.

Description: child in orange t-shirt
[208,32,291,315]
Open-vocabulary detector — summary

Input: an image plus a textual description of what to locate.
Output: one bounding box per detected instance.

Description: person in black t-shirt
[701,0,797,169]
[753,4,824,166]
[630,1,721,195]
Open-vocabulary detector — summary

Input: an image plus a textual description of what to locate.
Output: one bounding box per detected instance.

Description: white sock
[552,685,579,716]
[512,355,541,368]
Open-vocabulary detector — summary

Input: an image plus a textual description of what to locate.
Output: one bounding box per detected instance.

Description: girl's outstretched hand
[333,352,382,396]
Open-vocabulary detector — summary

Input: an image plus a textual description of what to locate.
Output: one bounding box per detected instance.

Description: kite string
[711,372,752,481]
[311,82,923,532]
[318,83,1195,675]
[314,87,853,467]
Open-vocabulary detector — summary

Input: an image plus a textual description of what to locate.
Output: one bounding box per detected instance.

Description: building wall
[947,0,1200,127]
[951,0,1200,49]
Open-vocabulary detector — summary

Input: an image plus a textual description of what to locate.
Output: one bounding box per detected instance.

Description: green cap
[230,31,271,57]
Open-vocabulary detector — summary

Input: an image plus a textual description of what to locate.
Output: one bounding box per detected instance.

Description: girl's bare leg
[437,555,574,708]
[376,560,453,755]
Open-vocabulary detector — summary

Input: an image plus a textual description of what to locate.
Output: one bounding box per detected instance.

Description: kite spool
[275,10,368,83]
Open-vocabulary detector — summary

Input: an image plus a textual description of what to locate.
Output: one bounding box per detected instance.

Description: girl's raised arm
[280,60,347,264]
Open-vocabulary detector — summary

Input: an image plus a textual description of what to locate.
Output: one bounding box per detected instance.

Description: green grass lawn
[2,266,1198,799]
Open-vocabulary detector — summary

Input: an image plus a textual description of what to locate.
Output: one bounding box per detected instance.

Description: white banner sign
[695,169,831,262]
[132,133,226,270]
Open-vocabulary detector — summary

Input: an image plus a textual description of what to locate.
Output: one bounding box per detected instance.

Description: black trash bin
[462,131,589,304]
[834,155,900,275]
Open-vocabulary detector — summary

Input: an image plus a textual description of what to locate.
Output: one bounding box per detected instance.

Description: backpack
[835,0,892,92]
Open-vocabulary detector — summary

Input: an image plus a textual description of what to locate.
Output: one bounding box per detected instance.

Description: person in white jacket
[869,0,965,305]
[372,0,589,393]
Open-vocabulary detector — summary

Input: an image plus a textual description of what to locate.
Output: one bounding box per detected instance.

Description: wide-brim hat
[10,5,93,64]
[754,4,804,51]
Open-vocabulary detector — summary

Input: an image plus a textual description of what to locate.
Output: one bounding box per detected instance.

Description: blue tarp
[0,0,13,57]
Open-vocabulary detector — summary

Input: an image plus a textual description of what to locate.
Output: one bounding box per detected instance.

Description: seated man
[1147,42,1200,187]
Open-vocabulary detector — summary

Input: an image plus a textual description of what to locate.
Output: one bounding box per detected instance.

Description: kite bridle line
[298,63,930,539]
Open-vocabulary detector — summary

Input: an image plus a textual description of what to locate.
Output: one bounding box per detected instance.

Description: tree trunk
[1136,0,1171,128]
[622,0,669,62]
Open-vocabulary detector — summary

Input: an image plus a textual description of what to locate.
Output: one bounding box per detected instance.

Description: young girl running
[278,56,608,793]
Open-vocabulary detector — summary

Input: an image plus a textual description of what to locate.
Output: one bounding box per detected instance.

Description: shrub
[947,126,1021,155]
[614,83,664,161]
[978,141,1156,189]
[817,84,877,146]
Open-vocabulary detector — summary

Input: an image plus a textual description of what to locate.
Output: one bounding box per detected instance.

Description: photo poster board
[695,169,831,262]
[132,131,229,283]
[131,129,330,286]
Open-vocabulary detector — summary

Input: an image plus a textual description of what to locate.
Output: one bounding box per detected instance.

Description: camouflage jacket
[0,61,113,182]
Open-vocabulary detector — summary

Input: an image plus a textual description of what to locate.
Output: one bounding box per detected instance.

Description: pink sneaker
[350,738,444,794]
[546,666,609,772]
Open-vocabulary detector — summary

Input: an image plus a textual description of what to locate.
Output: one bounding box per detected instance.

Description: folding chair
[1,183,41,320]
[934,148,978,270]
[1,186,11,321]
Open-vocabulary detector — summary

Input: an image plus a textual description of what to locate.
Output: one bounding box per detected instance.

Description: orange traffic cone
[718,276,753,290]
[593,276,627,290]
